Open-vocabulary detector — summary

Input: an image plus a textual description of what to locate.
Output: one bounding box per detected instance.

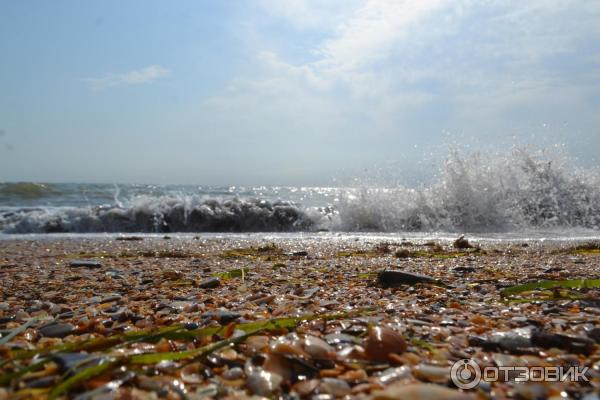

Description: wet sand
[1,236,599,399]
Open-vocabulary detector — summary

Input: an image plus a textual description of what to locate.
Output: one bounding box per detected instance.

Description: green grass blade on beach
[8,324,186,361]
[128,311,363,365]
[0,317,38,346]
[501,279,600,298]
[48,359,118,400]
[212,267,250,280]
[129,328,263,365]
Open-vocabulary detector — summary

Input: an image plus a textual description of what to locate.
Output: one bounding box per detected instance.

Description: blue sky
[1,0,599,185]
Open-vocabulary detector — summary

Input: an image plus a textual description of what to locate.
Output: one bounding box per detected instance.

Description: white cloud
[83,65,169,90]
[198,0,600,168]
[315,0,448,76]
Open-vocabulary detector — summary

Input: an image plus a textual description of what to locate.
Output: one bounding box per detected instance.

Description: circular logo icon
[451,359,481,389]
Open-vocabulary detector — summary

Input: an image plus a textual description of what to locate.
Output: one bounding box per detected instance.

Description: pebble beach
[1,235,600,399]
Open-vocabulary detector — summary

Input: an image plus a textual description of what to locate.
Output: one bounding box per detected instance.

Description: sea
[2,147,600,242]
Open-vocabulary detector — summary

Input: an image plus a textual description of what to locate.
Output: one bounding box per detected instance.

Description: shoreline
[1,236,600,398]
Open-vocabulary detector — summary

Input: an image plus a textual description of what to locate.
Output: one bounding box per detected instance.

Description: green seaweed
[49,359,118,400]
[500,279,600,298]
[212,267,250,280]
[2,311,364,390]
[130,328,261,365]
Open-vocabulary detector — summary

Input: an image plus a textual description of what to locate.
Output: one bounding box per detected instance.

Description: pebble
[203,311,241,324]
[222,367,245,380]
[364,326,407,362]
[101,294,122,303]
[198,277,220,289]
[39,323,75,338]
[69,260,102,268]
[377,366,412,385]
[303,335,335,359]
[412,364,451,383]
[0,315,16,324]
[377,270,438,287]
[246,370,283,397]
[318,378,351,397]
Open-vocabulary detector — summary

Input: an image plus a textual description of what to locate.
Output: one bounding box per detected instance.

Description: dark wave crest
[0,198,316,234]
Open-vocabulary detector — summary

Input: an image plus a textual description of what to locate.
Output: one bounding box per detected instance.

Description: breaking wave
[0,198,317,234]
[2,147,600,234]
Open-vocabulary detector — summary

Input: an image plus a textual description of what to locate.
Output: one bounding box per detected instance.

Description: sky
[1,0,599,185]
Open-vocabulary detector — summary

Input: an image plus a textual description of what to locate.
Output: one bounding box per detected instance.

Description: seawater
[2,147,600,236]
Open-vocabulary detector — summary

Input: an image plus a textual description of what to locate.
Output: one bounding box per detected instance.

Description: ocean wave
[0,197,319,233]
[2,147,600,234]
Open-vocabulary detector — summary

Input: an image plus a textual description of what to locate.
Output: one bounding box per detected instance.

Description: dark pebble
[544,267,564,273]
[203,311,241,324]
[57,311,75,319]
[198,277,220,289]
[184,322,199,330]
[115,236,144,241]
[0,315,16,324]
[39,323,75,338]
[101,295,122,303]
[377,270,438,287]
[69,260,102,269]
[453,266,476,273]
[531,330,595,354]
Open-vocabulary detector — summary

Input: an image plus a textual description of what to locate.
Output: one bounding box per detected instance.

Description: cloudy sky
[1,0,599,185]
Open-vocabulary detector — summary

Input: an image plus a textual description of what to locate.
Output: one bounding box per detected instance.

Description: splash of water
[335,146,600,232]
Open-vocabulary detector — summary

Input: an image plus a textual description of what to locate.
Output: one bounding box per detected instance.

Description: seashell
[292,379,319,396]
[262,353,294,381]
[222,367,244,380]
[318,378,351,397]
[412,364,451,383]
[364,326,407,362]
[244,335,270,354]
[377,366,412,385]
[302,335,335,359]
[270,335,309,358]
[180,364,203,384]
[246,370,283,397]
